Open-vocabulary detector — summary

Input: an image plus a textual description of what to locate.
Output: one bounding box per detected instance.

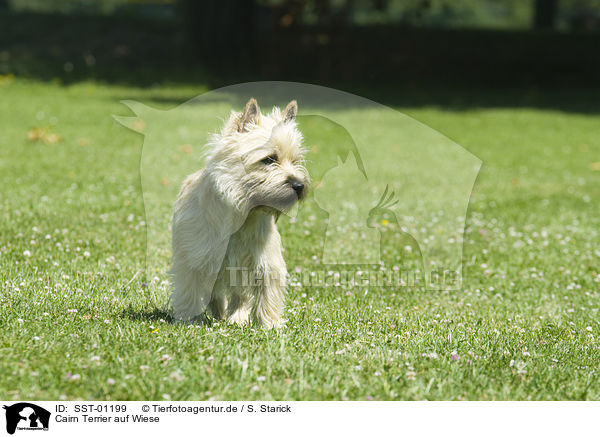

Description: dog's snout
[290,180,304,197]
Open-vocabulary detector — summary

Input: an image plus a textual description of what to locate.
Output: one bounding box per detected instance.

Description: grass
[1,77,600,400]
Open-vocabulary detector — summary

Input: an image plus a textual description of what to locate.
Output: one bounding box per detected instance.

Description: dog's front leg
[252,273,286,328]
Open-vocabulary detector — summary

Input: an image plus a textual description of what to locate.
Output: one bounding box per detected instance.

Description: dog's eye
[260,154,278,165]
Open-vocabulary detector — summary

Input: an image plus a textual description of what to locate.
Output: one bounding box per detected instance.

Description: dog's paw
[261,317,286,329]
[227,309,251,327]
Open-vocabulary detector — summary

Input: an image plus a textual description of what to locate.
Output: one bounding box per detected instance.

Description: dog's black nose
[291,181,304,197]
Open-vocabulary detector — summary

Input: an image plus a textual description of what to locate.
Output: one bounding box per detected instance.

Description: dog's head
[207,98,309,214]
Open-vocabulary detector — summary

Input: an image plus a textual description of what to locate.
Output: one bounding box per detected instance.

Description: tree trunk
[533,0,557,30]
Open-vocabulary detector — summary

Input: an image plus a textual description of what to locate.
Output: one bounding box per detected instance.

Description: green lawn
[1,78,600,400]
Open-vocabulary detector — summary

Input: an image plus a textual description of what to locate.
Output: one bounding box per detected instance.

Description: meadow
[1,77,600,400]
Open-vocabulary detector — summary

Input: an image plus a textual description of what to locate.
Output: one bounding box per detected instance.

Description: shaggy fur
[170,99,308,328]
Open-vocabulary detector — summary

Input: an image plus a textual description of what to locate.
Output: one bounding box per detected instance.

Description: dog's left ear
[239,98,260,132]
[282,100,298,123]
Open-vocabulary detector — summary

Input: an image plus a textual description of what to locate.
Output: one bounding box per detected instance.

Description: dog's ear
[239,98,260,132]
[282,100,298,123]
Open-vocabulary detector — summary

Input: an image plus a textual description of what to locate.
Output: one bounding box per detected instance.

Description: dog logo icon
[3,403,50,435]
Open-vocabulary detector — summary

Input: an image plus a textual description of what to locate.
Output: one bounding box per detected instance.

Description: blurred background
[1,0,599,93]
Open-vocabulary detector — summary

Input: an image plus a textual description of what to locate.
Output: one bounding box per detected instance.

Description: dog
[170,98,309,328]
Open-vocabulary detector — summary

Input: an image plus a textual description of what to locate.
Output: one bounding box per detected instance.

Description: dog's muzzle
[291,181,305,198]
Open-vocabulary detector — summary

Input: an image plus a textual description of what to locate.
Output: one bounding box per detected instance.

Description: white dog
[170,98,308,328]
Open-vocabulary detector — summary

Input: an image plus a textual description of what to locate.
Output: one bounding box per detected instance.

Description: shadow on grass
[121,305,219,327]
[135,86,600,115]
[122,306,173,323]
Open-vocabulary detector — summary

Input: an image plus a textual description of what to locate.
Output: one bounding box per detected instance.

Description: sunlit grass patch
[1,79,600,400]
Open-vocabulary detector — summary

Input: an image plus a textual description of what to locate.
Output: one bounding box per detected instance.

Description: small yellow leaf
[27,127,44,142]
[0,73,14,86]
[178,144,193,154]
[132,119,146,132]
[45,133,62,144]
[27,126,63,144]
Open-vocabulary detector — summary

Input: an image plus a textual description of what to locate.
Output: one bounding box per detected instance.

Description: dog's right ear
[239,98,260,132]
[282,100,298,122]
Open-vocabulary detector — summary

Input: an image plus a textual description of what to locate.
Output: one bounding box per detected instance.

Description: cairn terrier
[170,98,308,328]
